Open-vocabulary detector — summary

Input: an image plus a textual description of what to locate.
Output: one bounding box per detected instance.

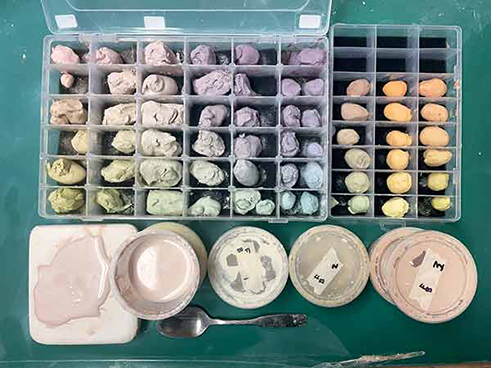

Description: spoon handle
[212,314,307,328]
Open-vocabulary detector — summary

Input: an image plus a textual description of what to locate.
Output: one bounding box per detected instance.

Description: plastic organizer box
[329,24,462,222]
[39,35,329,221]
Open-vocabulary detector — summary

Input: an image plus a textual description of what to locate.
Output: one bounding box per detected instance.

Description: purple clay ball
[234,134,263,158]
[301,109,322,128]
[302,78,324,96]
[281,131,300,157]
[302,142,324,158]
[235,44,260,65]
[281,79,301,97]
[234,73,257,96]
[193,70,232,96]
[234,107,260,127]
[298,47,326,66]
[281,105,301,127]
[190,44,217,65]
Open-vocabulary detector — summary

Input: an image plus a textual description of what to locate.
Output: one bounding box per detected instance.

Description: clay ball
[345,148,371,169]
[345,172,370,193]
[423,149,452,167]
[386,130,412,147]
[337,129,360,145]
[420,103,449,122]
[384,103,412,122]
[382,81,407,97]
[428,173,450,191]
[382,197,409,218]
[346,79,370,97]
[387,172,412,194]
[348,195,370,214]
[419,126,450,146]
[431,196,451,211]
[419,78,447,98]
[386,149,410,170]
[341,103,369,121]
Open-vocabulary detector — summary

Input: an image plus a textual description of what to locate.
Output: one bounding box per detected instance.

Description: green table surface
[1,0,490,367]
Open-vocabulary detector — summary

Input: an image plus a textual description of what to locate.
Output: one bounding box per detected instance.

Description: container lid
[144,222,208,285]
[289,225,369,308]
[41,0,332,36]
[208,227,288,309]
[369,227,422,305]
[386,231,478,324]
[110,229,200,320]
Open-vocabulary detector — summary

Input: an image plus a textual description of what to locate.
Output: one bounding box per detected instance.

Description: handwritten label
[306,248,343,295]
[233,240,265,294]
[409,249,447,311]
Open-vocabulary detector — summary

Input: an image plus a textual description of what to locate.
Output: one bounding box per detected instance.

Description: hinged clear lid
[41,0,331,36]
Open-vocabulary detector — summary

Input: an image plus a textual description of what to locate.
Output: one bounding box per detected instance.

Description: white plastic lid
[386,231,478,324]
[208,227,288,309]
[289,225,369,308]
[41,0,331,35]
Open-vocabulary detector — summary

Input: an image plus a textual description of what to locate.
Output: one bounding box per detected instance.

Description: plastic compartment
[39,35,329,222]
[329,24,461,221]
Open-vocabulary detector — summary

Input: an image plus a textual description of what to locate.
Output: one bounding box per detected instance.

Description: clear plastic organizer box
[39,35,329,222]
[329,24,462,222]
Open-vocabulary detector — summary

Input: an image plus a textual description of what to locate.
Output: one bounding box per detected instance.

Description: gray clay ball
[281,164,299,187]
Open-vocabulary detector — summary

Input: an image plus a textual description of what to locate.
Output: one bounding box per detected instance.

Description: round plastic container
[208,227,288,309]
[144,222,208,285]
[110,229,200,320]
[289,225,369,308]
[369,227,422,304]
[386,231,477,324]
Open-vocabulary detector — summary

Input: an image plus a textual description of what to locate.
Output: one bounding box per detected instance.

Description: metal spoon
[157,306,307,339]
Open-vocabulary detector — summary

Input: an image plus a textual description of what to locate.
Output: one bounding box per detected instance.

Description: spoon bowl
[157,306,307,339]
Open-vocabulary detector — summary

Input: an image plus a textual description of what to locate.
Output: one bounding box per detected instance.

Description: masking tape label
[234,241,264,294]
[409,248,447,311]
[307,248,343,295]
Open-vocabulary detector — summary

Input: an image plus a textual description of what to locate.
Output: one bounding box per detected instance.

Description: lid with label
[289,225,369,308]
[41,0,332,35]
[386,231,478,324]
[208,227,289,309]
[369,227,422,305]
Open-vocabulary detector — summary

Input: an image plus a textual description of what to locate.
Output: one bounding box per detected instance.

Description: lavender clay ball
[193,70,232,96]
[302,78,324,96]
[281,164,299,187]
[301,109,322,127]
[281,79,301,97]
[302,142,324,158]
[234,107,260,127]
[199,105,228,127]
[285,51,301,65]
[190,44,216,65]
[233,159,260,187]
[234,134,262,158]
[282,105,301,127]
[234,73,257,96]
[235,44,260,65]
[301,162,324,189]
[298,47,326,66]
[96,47,123,65]
[144,41,179,65]
[281,131,300,157]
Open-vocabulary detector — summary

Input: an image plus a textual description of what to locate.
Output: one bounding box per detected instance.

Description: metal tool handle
[212,314,307,328]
